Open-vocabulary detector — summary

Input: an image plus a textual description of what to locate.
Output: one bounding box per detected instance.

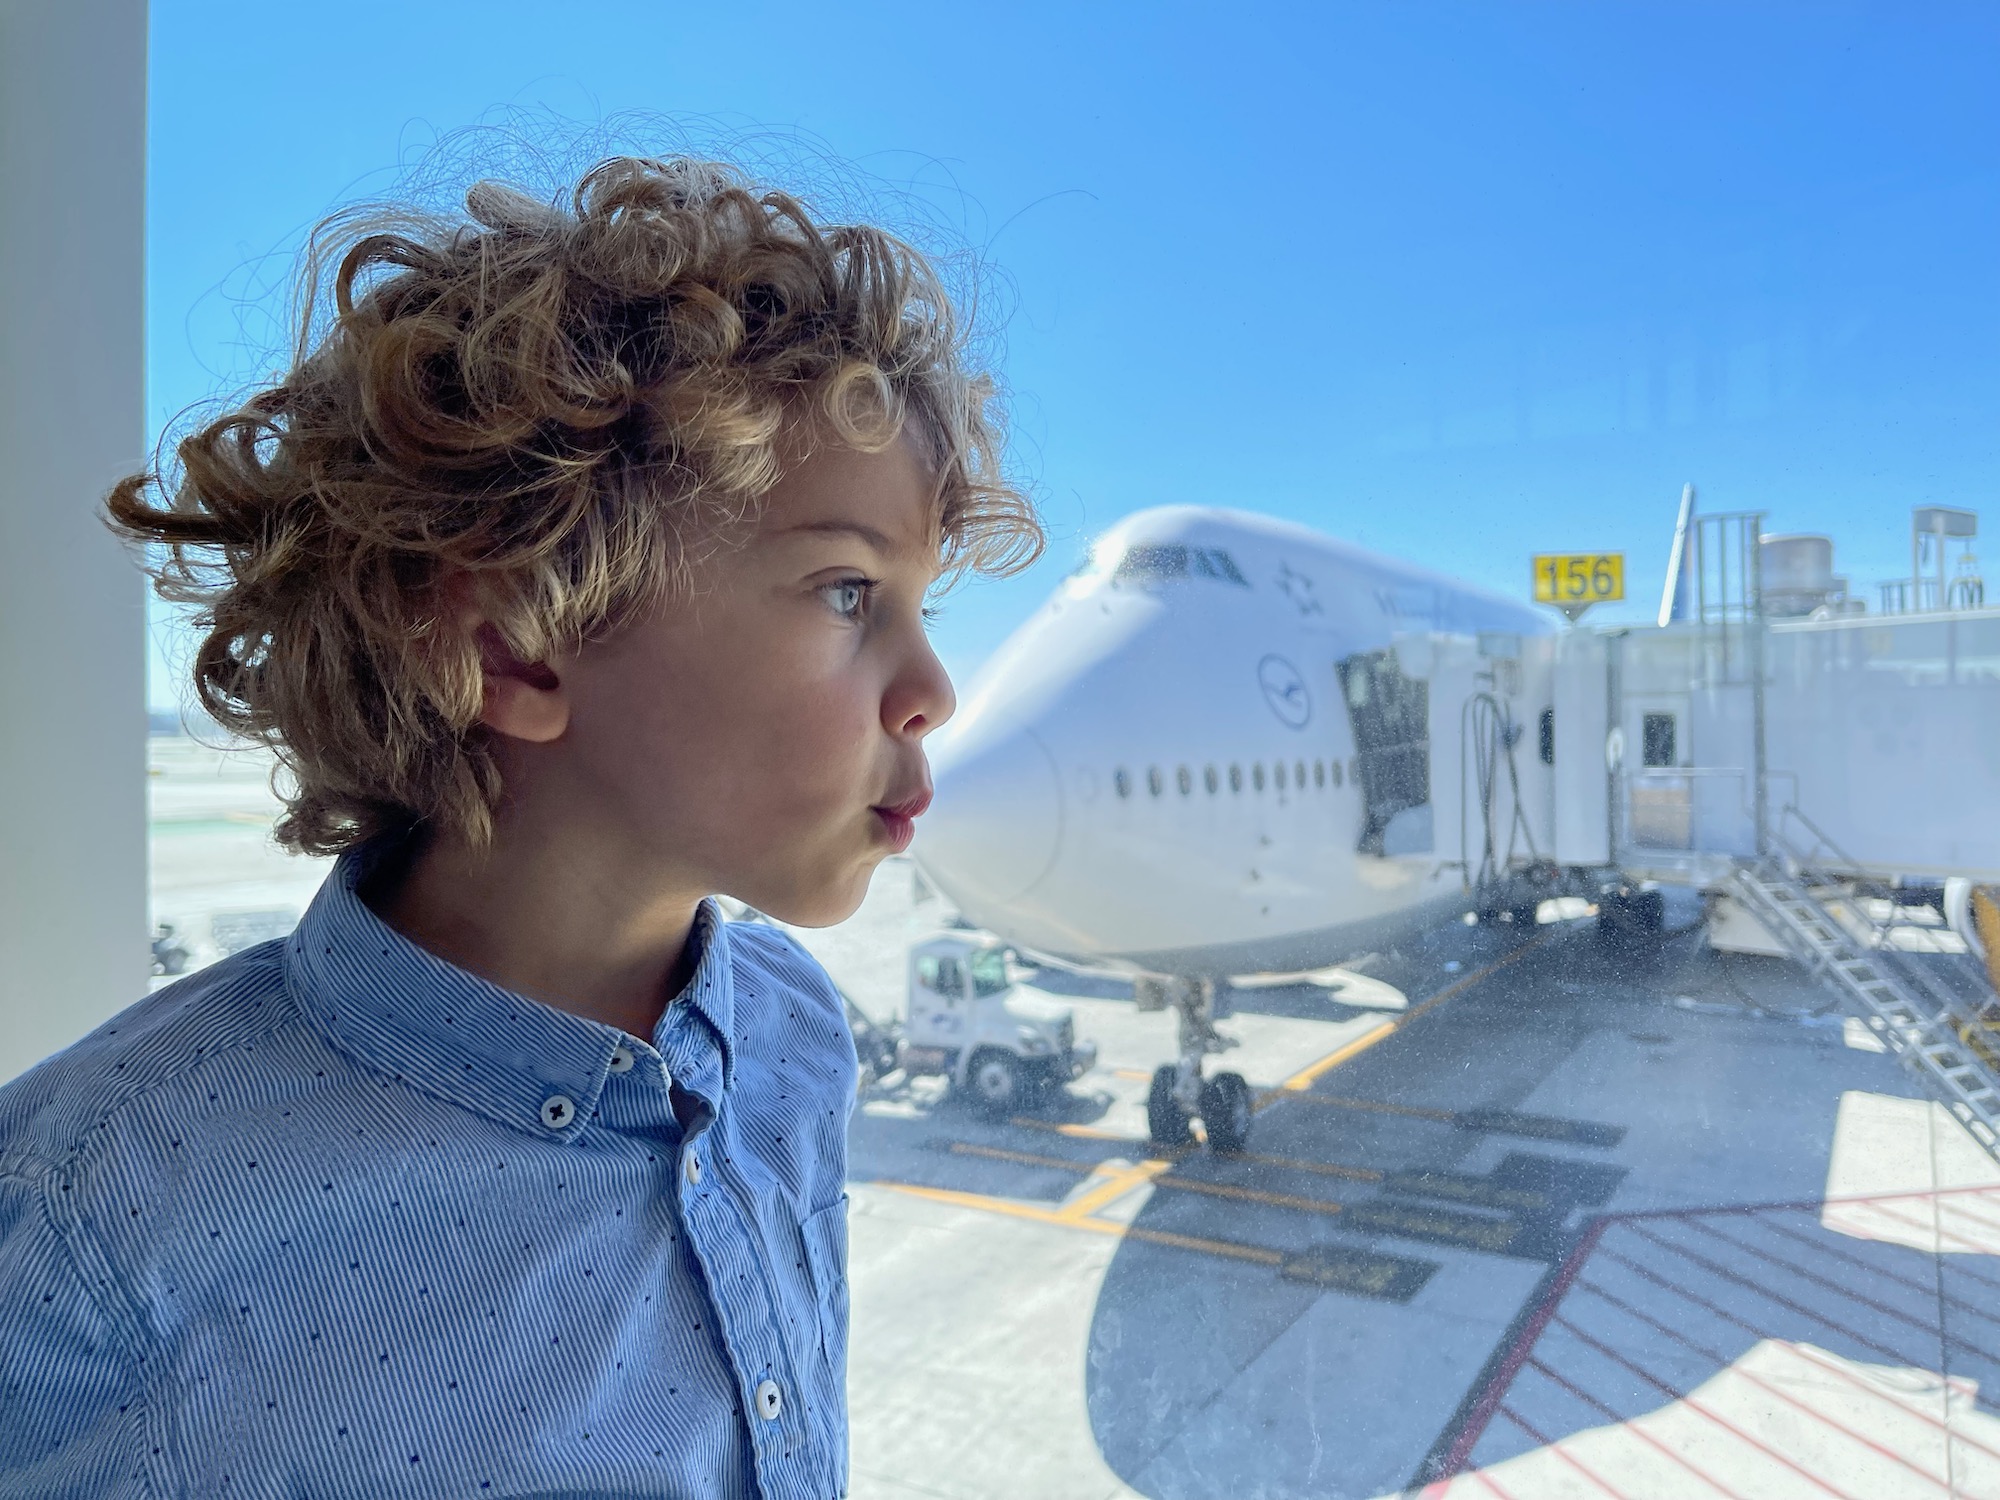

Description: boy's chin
[729,859,879,930]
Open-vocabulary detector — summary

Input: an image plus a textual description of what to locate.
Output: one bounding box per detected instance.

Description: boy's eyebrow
[777,519,900,554]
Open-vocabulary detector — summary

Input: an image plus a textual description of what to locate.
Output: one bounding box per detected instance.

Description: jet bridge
[1400,508,2000,1159]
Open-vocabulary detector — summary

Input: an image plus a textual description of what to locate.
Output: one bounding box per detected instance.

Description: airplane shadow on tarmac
[1067,925,2000,1500]
[848,912,2000,1499]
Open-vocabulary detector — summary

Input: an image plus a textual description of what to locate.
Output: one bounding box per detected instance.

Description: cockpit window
[1111,544,1249,585]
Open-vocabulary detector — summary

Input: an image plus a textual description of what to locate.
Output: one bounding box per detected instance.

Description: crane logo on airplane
[1257,654,1312,728]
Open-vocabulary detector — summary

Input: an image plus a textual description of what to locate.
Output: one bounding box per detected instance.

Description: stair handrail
[1766,798,1991,1024]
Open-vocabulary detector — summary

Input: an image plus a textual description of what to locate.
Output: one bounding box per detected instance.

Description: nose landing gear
[1140,976,1252,1153]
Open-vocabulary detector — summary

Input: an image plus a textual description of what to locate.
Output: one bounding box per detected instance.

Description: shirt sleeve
[0,1166,153,1499]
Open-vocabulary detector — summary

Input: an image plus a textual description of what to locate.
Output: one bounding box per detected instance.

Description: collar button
[539,1095,576,1131]
[608,1046,635,1075]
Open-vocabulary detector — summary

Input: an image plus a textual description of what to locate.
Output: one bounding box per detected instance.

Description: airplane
[911,505,1566,1154]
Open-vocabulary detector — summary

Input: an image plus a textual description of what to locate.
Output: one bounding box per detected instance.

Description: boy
[0,156,1040,1498]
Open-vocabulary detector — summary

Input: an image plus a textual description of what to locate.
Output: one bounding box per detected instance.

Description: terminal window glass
[118,15,2000,1500]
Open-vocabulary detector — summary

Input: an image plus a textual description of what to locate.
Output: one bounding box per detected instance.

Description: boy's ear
[441,573,569,743]
[472,623,569,744]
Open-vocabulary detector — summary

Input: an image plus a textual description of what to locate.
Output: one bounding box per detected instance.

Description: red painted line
[1568,1281,1951,1494]
[1750,1210,2000,1328]
[1494,1403,1639,1500]
[1778,1341,2000,1467]
[1620,1223,1923,1368]
[1426,1218,1610,1480]
[1844,1197,2000,1258]
[1677,1215,2000,1367]
[1612,1183,2000,1223]
[1549,1306,1862,1500]
[1521,1355,1753,1500]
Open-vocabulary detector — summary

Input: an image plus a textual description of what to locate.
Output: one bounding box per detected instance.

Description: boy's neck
[366,824,703,1042]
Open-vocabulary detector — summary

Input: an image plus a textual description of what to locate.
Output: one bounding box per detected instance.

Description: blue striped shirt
[0,842,856,1498]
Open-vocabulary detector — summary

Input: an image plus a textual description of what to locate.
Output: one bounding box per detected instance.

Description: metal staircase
[1727,811,2000,1160]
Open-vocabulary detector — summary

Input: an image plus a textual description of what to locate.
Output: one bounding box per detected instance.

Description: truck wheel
[1200,1072,1254,1153]
[964,1049,1022,1114]
[1147,1065,1194,1147]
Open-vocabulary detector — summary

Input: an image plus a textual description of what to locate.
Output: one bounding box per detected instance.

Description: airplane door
[1338,647,1432,855]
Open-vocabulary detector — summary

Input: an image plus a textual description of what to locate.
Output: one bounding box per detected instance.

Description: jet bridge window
[1338,648,1431,855]
[1112,544,1250,585]
[1642,712,1677,768]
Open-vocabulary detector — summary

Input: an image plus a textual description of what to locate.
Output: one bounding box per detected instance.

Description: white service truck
[894,933,1098,1112]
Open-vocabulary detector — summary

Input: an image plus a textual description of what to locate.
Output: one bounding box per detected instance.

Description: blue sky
[146,0,2000,709]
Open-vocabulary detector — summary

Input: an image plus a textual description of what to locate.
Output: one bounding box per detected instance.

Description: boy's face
[525,428,956,926]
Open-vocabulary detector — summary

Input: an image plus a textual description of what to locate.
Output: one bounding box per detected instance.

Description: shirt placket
[660,1014,820,1497]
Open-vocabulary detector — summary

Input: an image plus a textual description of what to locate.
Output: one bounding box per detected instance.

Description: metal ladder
[1727,859,2000,1159]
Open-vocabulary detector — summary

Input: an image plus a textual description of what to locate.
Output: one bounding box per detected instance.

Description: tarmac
[147,735,2000,1499]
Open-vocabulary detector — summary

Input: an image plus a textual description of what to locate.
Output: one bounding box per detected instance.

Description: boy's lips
[871,787,932,853]
[876,789,933,820]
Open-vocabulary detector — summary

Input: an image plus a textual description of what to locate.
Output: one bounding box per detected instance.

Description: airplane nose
[915,724,1063,910]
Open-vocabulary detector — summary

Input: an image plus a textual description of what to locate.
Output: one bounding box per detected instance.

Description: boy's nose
[914,722,1063,911]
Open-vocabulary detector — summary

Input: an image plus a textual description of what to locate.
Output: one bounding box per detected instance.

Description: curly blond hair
[110,155,1042,856]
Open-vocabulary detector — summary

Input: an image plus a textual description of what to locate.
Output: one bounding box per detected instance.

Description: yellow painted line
[1264,1020,1398,1100]
[873,1180,1283,1265]
[947,1140,1347,1220]
[948,1140,1094,1172]
[1265,935,1548,1101]
[1157,1175,1346,1217]
[1002,1118,1382,1182]
[945,1140,1172,1220]
[1227,1149,1382,1183]
[1008,1115,1194,1151]
[1059,1158,1173,1221]
[1276,1093,1456,1122]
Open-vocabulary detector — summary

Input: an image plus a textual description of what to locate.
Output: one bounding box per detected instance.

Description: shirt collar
[284,840,737,1141]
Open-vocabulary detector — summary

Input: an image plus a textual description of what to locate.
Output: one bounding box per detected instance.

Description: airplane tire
[1200,1072,1254,1154]
[964,1049,1022,1115]
[1147,1065,1194,1147]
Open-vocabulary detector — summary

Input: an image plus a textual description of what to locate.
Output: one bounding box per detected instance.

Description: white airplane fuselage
[914,506,1552,979]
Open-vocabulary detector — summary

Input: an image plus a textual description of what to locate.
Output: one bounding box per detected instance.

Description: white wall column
[0,0,150,1079]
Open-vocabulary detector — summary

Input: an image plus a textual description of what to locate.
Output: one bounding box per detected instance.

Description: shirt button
[683,1150,702,1186]
[754,1379,783,1421]
[539,1095,576,1130]
[607,1047,634,1075]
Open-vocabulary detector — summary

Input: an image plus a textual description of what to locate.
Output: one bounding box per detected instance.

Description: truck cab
[898,933,1098,1111]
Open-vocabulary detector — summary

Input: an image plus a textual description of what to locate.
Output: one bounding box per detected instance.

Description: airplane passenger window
[1274,762,1286,791]
[1147,766,1163,796]
[1294,760,1306,790]
[1229,764,1243,792]
[1113,768,1130,798]
[1252,763,1266,791]
[1204,765,1219,793]
[1177,766,1192,795]
[1314,759,1326,787]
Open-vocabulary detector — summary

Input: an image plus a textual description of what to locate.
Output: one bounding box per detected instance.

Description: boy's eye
[820,579,872,618]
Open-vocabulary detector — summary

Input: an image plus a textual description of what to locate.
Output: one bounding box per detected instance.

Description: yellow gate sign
[1533,553,1624,620]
